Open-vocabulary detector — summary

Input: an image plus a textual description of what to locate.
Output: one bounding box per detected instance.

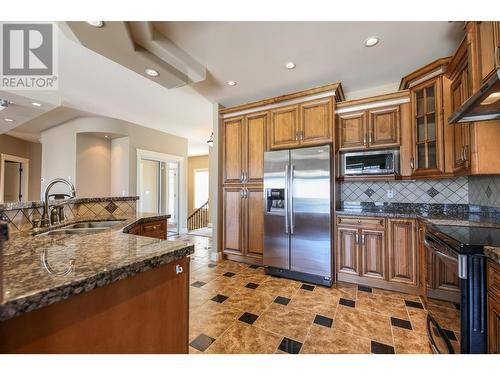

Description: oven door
[424,234,462,354]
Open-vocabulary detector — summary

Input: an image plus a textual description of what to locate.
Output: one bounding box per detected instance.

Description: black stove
[427,224,500,254]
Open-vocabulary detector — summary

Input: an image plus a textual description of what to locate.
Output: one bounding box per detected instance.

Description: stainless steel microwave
[341,149,400,176]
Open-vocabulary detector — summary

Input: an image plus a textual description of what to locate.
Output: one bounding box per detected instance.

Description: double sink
[38,220,125,236]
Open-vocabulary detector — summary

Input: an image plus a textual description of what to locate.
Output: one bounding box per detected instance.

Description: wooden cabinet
[299,97,333,146]
[222,112,267,184]
[223,187,243,255]
[336,216,420,294]
[338,111,366,150]
[269,105,299,150]
[222,186,264,264]
[337,227,359,275]
[410,77,445,177]
[488,260,500,353]
[126,218,167,240]
[338,105,401,151]
[268,97,333,150]
[475,21,500,85]
[387,219,417,285]
[368,106,400,148]
[360,229,386,280]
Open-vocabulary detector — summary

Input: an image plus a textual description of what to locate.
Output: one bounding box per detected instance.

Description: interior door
[263,150,289,269]
[289,145,331,278]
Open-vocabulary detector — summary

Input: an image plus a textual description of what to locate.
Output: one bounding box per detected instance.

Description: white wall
[75,133,111,197]
[111,136,130,196]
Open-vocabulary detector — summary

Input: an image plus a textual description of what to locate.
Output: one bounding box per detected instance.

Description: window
[194,169,209,208]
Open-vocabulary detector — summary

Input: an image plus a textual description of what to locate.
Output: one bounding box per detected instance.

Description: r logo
[2,23,53,76]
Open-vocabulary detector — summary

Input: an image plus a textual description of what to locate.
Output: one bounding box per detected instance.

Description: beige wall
[0,134,42,201]
[188,155,209,215]
[76,133,111,197]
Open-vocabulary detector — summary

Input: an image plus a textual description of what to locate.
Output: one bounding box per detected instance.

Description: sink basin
[38,227,108,236]
[63,220,125,229]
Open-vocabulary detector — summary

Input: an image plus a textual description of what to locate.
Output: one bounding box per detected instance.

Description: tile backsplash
[340,177,469,204]
[0,200,137,233]
[469,175,500,208]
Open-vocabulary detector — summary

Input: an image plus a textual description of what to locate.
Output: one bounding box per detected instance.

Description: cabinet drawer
[337,216,385,228]
[142,220,166,238]
[488,260,500,299]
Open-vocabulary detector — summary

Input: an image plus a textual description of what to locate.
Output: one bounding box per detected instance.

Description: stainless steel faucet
[41,178,76,227]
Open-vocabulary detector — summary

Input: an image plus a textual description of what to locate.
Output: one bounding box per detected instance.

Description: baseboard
[179,227,188,234]
[210,251,222,262]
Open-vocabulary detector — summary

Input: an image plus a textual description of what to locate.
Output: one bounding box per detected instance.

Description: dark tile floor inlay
[207,263,217,268]
[339,298,356,308]
[223,272,236,277]
[278,337,303,354]
[211,294,229,303]
[238,312,259,325]
[390,317,413,330]
[358,285,372,293]
[191,281,206,288]
[405,300,424,309]
[190,334,215,352]
[443,328,458,341]
[274,296,291,306]
[371,340,395,354]
[300,284,315,291]
[314,314,333,328]
[249,264,260,269]
[245,282,259,289]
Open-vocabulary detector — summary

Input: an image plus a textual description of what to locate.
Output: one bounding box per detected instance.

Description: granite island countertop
[0,213,194,321]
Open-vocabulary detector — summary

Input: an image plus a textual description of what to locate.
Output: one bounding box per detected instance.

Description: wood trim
[337,272,421,295]
[223,251,263,266]
[399,57,452,90]
[445,36,469,80]
[336,90,410,109]
[220,82,344,115]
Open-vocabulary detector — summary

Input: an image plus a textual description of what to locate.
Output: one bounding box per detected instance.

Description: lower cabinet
[336,216,420,294]
[488,260,500,354]
[223,185,264,264]
[126,218,167,240]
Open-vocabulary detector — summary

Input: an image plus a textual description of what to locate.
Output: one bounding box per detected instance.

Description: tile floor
[169,234,461,354]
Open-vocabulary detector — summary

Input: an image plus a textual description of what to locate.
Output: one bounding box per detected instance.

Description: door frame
[0,153,30,203]
[136,149,187,234]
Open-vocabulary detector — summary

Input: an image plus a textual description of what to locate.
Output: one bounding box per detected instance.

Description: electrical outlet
[387,189,394,199]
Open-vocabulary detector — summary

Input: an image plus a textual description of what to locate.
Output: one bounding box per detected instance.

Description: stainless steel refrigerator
[263,145,333,286]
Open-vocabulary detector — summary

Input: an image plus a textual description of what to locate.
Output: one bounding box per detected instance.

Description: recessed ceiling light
[364,36,380,47]
[227,81,237,86]
[31,102,42,107]
[86,21,104,28]
[285,62,296,69]
[4,118,14,122]
[145,68,159,77]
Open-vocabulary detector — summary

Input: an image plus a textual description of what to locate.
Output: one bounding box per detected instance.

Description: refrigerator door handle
[289,164,295,235]
[285,163,289,234]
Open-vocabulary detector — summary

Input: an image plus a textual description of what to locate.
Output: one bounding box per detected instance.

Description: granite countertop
[0,196,139,211]
[0,213,194,321]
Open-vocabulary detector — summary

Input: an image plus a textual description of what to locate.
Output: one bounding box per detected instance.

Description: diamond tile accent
[364,188,375,198]
[485,185,493,199]
[105,201,118,214]
[190,334,215,352]
[426,187,440,198]
[278,337,302,354]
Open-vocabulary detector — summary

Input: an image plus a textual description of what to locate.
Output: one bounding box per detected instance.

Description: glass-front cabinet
[410,77,444,176]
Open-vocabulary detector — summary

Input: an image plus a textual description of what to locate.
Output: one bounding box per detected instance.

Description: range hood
[449,69,500,123]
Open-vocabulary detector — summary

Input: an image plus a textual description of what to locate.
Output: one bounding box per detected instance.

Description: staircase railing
[187,201,209,231]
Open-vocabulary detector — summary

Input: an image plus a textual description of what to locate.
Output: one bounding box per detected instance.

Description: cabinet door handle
[300,131,304,141]
[240,172,244,182]
[175,264,183,274]
[240,189,244,198]
[295,132,299,141]
[245,188,248,198]
[410,157,414,170]
[361,234,365,244]
[355,232,359,245]
[363,134,367,145]
[463,145,468,162]
[369,132,373,144]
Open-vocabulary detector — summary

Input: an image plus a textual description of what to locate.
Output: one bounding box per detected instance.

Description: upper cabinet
[474,21,500,86]
[268,97,334,150]
[400,58,449,178]
[337,93,406,152]
[222,112,267,185]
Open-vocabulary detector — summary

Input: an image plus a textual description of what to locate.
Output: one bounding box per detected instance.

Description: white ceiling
[3,21,464,156]
[154,21,465,106]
